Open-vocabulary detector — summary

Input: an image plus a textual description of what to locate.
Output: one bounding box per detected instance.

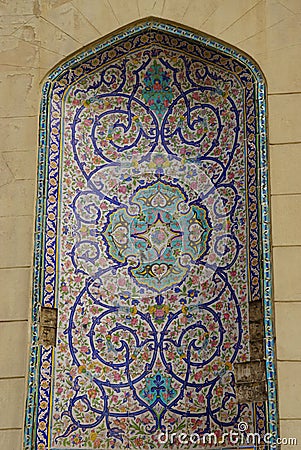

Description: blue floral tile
[24,19,277,450]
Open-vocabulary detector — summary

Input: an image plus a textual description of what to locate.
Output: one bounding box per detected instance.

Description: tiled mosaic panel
[34,29,269,449]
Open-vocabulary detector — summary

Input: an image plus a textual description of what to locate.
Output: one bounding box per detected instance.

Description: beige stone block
[278,362,301,419]
[0,215,34,268]
[0,378,25,428]
[0,37,39,68]
[275,303,301,360]
[41,0,73,8]
[273,247,301,301]
[270,144,301,194]
[271,195,301,246]
[0,180,35,217]
[200,0,260,36]
[0,14,35,36]
[182,0,221,30]
[0,322,28,377]
[257,44,301,93]
[137,0,165,17]
[41,3,99,46]
[39,47,63,74]
[220,0,292,46]
[280,420,301,449]
[106,0,139,26]
[2,151,36,180]
[279,0,301,14]
[0,268,30,320]
[238,14,301,56]
[0,154,13,188]
[39,16,81,55]
[161,0,191,22]
[0,67,39,117]
[0,430,22,450]
[269,94,301,144]
[16,16,80,57]
[72,0,119,36]
[12,16,39,44]
[0,116,38,152]
[0,0,38,16]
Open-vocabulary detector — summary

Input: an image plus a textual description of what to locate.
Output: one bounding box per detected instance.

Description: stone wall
[0,1,300,448]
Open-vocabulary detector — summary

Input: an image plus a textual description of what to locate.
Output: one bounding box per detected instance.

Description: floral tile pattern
[24,20,277,450]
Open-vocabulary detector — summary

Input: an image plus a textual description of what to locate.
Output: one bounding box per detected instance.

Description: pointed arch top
[26,17,277,450]
[43,17,266,85]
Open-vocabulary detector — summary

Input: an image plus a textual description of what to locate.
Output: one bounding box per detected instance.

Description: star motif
[132,213,182,259]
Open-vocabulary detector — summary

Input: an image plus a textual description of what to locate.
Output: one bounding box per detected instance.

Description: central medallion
[102,180,212,292]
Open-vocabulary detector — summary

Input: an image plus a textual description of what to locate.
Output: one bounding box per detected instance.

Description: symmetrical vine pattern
[24,20,277,450]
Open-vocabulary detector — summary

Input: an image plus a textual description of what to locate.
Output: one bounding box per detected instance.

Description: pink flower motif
[80,345,89,354]
[107,283,116,293]
[90,306,99,315]
[88,388,97,399]
[113,372,121,381]
[197,393,205,403]
[194,371,202,382]
[69,368,77,378]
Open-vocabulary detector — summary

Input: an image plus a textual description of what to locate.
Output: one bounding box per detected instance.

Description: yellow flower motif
[78,365,86,373]
[90,431,98,442]
[131,306,138,316]
[181,305,188,315]
[149,306,156,315]
[225,361,232,370]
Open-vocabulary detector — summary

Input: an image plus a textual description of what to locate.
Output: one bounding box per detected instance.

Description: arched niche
[24,18,278,450]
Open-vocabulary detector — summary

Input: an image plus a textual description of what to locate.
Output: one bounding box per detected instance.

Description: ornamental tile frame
[24,18,278,450]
